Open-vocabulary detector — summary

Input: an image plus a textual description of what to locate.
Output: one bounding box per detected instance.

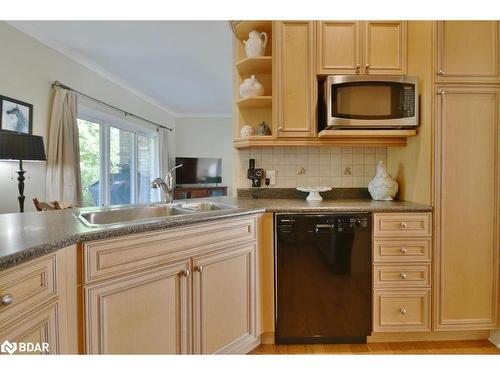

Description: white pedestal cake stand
[296,186,332,201]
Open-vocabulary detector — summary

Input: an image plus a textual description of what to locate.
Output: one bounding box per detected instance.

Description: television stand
[174,186,228,199]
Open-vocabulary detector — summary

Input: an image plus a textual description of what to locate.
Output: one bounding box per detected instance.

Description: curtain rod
[51,81,173,131]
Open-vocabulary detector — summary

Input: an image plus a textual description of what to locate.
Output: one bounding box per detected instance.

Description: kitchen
[0,3,499,372]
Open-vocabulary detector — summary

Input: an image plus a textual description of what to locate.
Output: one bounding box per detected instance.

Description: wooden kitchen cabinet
[192,244,256,354]
[84,260,191,354]
[364,21,407,75]
[317,21,362,74]
[317,21,407,75]
[372,213,432,333]
[274,20,316,137]
[0,247,74,354]
[82,215,260,354]
[0,302,62,354]
[435,21,500,82]
[434,86,500,330]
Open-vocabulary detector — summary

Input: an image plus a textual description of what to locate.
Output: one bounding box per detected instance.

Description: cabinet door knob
[194,265,204,273]
[278,127,283,132]
[400,248,408,254]
[400,273,407,280]
[437,69,445,76]
[438,89,445,96]
[180,269,190,277]
[400,308,407,315]
[365,63,370,73]
[400,222,407,228]
[355,64,361,74]
[1,294,13,306]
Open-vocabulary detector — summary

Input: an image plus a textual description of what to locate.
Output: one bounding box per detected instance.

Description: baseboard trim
[488,330,500,349]
[219,334,260,354]
[261,332,275,345]
[258,330,491,345]
[368,330,491,343]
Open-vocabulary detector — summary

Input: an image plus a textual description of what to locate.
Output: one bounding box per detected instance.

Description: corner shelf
[236,96,272,109]
[234,21,272,41]
[236,56,272,75]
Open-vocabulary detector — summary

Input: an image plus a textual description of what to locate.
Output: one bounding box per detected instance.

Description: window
[77,108,159,207]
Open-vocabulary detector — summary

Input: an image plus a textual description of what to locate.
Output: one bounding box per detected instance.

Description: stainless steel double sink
[77,201,238,227]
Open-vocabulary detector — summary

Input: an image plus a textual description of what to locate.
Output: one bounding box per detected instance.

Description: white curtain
[45,87,83,206]
[158,127,171,178]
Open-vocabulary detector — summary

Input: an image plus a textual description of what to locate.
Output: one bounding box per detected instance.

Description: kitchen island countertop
[0,196,431,270]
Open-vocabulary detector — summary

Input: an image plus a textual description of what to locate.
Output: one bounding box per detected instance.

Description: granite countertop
[0,196,432,271]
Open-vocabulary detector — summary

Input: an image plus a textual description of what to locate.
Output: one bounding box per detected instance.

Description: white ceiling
[8,21,233,117]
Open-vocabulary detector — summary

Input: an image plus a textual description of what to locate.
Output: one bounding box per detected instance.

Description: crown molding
[175,112,232,119]
[6,21,232,120]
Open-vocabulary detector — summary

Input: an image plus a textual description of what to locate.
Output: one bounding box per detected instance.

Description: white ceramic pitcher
[244,30,268,57]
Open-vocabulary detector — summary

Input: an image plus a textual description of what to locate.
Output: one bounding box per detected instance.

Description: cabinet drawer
[373,213,431,237]
[373,264,431,288]
[373,238,431,262]
[84,216,256,283]
[0,254,58,324]
[373,289,431,332]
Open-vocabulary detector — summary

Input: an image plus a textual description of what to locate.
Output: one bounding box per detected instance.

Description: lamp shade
[0,132,46,161]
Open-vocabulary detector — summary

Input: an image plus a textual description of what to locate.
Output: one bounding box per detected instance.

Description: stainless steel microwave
[324,75,419,129]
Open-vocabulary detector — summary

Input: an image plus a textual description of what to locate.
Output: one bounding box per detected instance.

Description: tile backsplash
[236,146,387,189]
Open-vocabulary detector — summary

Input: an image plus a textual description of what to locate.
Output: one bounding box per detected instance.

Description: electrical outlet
[266,169,276,185]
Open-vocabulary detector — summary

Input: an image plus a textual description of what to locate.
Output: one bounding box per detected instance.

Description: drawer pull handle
[400,308,407,315]
[400,273,407,280]
[400,248,408,254]
[1,294,13,306]
[400,222,407,228]
[180,269,190,277]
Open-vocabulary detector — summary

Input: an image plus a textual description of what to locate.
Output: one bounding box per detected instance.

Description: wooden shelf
[234,131,417,149]
[234,21,272,41]
[317,129,418,138]
[237,96,272,109]
[236,56,272,75]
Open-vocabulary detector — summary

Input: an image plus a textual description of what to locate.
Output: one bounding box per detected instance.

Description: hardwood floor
[250,340,500,354]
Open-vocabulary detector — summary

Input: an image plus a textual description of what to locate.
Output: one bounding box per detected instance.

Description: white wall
[0,22,176,213]
[174,117,233,195]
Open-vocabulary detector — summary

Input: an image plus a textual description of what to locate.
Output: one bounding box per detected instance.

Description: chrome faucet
[151,164,183,204]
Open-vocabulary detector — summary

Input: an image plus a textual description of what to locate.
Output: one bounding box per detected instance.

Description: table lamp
[0,132,46,212]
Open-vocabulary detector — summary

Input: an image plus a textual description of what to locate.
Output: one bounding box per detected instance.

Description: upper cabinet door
[436,21,500,82]
[363,21,407,75]
[317,21,362,74]
[275,21,316,137]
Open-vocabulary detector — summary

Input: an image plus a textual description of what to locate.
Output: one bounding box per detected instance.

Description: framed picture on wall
[0,95,33,134]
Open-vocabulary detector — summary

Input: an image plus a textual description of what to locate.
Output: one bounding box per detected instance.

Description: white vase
[239,75,264,97]
[240,125,254,138]
[368,161,399,200]
[244,30,268,57]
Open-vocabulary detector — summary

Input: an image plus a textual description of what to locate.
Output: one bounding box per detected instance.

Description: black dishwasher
[275,213,372,344]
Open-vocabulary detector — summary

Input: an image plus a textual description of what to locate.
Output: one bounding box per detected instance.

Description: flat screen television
[175,157,222,184]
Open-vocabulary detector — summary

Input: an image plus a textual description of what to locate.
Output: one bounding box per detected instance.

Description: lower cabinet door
[192,244,256,354]
[0,301,61,355]
[84,261,191,354]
